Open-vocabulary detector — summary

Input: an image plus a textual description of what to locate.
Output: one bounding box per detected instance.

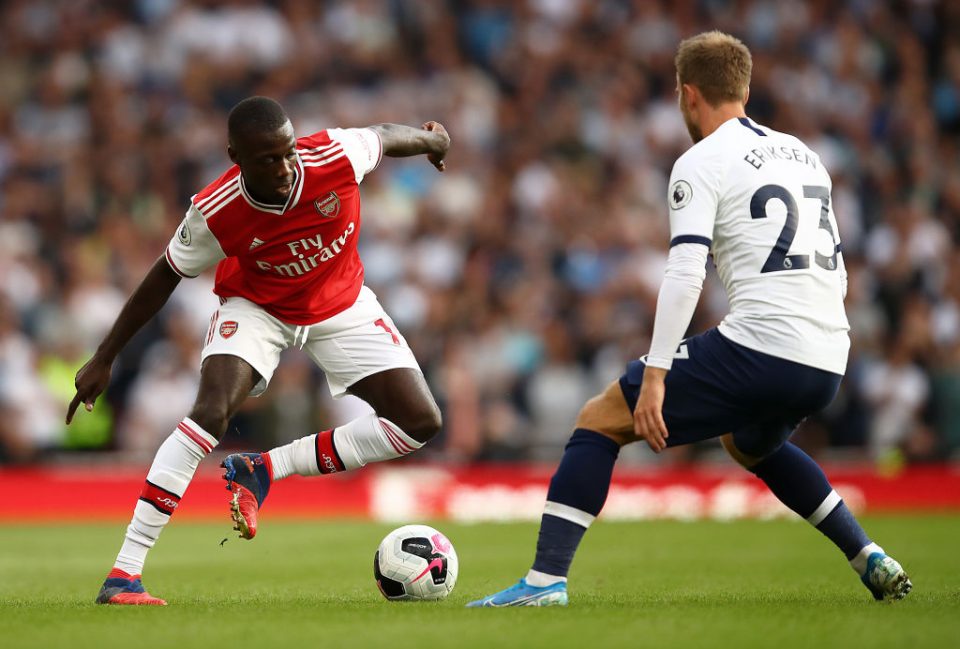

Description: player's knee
[575,394,604,429]
[187,400,232,439]
[721,434,762,469]
[389,400,442,444]
[576,396,633,447]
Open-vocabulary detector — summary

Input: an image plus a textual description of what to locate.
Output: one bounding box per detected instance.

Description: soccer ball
[373,524,458,601]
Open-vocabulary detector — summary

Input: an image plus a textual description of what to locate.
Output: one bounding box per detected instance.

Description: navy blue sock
[531,429,620,578]
[750,442,870,559]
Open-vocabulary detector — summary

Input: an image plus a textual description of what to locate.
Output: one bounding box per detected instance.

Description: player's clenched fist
[422,121,450,172]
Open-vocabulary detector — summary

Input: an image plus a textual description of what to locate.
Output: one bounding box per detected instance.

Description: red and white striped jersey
[165,128,382,325]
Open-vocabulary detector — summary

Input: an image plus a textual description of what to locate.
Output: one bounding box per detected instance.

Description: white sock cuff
[525,569,567,587]
[849,542,885,575]
[378,417,423,456]
[543,501,595,528]
[267,435,319,481]
[806,489,842,526]
[176,418,219,456]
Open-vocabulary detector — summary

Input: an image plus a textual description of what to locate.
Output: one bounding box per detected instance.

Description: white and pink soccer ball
[374,524,459,601]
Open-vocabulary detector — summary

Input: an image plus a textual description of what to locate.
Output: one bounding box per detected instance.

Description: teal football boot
[466,578,568,607]
[860,552,912,601]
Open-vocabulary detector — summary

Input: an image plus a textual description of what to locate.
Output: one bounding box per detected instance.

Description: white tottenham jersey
[666,117,850,374]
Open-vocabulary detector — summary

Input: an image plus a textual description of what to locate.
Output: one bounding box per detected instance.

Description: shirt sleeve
[165,205,226,278]
[645,243,709,370]
[326,127,383,185]
[666,150,721,249]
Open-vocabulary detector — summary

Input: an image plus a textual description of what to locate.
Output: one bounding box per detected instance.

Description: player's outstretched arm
[66,256,182,424]
[369,122,450,172]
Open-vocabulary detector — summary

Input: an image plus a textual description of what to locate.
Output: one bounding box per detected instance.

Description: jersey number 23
[750,184,838,273]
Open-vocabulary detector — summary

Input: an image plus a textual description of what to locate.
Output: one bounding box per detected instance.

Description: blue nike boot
[466,578,568,607]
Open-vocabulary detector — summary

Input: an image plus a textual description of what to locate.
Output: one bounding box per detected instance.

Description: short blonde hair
[675,31,752,106]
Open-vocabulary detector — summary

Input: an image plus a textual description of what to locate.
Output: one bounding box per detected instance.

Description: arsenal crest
[314,192,341,218]
[219,321,239,339]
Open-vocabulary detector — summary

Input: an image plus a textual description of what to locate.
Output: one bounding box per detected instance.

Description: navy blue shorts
[619,328,842,458]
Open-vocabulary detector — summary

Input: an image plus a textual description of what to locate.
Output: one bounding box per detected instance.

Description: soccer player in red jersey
[66,97,450,605]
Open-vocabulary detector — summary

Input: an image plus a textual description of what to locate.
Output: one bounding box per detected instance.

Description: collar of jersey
[239,154,305,215]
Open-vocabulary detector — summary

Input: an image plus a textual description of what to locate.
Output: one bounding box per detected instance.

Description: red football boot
[221,453,272,539]
[96,568,167,605]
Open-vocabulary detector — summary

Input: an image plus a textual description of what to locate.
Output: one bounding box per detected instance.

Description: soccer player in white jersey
[66,97,450,605]
[469,31,911,607]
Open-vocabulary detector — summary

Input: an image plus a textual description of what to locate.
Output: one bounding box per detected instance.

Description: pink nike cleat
[96,568,167,605]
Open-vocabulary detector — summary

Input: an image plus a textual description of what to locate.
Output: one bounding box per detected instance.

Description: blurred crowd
[1,0,959,467]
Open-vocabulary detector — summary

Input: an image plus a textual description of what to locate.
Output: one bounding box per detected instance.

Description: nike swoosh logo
[413,558,444,582]
[480,589,565,607]
[482,592,545,607]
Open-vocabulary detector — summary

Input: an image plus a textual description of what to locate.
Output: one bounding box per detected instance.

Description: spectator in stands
[0,0,958,464]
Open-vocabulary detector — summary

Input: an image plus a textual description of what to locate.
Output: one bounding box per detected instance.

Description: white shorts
[201,286,421,398]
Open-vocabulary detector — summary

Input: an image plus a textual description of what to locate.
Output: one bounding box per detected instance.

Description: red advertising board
[4,463,959,522]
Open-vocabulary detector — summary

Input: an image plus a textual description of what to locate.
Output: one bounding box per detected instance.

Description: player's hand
[66,355,113,424]
[633,366,669,453]
[422,121,450,172]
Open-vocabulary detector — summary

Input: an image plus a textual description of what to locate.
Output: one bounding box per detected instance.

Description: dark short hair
[227,96,290,142]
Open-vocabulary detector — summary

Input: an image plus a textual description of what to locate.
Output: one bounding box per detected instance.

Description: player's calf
[267,413,427,480]
[225,414,429,539]
[729,438,913,601]
[466,425,621,610]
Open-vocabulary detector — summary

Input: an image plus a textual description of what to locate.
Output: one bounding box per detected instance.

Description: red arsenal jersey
[165,128,382,325]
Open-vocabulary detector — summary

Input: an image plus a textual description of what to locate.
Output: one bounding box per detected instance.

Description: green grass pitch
[2,516,958,649]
